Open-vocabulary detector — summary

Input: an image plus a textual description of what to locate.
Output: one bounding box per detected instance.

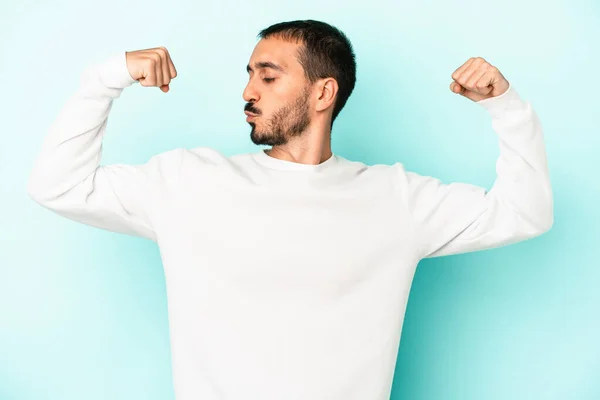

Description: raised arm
[27,47,181,241]
[400,57,553,259]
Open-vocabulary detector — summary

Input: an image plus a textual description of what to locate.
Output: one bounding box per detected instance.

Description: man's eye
[263,78,275,83]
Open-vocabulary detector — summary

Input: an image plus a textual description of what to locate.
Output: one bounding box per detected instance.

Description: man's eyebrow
[246,62,285,73]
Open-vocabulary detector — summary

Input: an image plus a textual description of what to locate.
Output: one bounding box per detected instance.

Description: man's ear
[315,78,338,112]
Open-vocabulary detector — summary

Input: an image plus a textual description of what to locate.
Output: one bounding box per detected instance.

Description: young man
[28,19,553,400]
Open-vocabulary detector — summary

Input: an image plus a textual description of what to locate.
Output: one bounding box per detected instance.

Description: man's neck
[266,142,332,165]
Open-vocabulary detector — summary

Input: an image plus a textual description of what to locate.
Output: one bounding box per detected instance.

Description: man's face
[243,37,313,146]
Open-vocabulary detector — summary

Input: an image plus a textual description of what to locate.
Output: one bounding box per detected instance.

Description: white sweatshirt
[27,52,553,400]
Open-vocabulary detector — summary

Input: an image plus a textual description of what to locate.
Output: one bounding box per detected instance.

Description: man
[27,19,553,400]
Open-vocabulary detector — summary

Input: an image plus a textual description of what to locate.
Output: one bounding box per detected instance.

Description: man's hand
[450,57,509,102]
[126,47,178,93]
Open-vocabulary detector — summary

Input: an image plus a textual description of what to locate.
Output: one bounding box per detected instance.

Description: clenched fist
[126,47,178,93]
[450,57,509,102]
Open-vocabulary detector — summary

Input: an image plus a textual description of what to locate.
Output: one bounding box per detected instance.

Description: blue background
[1,0,598,399]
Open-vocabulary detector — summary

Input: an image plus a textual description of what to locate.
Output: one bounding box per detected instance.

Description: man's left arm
[400,57,553,259]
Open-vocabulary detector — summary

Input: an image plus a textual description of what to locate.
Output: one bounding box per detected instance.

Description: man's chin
[250,128,285,146]
[250,133,271,146]
[250,128,268,145]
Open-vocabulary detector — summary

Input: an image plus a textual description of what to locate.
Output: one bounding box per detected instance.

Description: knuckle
[149,52,161,62]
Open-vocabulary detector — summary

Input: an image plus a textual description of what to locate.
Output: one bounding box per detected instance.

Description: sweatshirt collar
[253,149,338,172]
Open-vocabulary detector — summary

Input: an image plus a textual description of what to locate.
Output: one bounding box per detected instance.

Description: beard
[249,87,311,146]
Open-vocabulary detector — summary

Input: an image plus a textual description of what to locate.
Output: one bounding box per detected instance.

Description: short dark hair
[258,20,357,128]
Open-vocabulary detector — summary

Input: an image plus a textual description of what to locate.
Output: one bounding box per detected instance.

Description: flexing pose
[28,20,553,400]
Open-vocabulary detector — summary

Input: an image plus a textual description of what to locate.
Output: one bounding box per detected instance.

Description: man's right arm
[27,49,181,241]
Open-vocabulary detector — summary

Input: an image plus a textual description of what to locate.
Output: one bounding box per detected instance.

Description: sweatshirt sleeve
[399,84,554,259]
[27,52,184,242]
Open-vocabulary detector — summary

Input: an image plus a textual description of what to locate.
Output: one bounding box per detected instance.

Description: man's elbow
[27,174,57,207]
[530,203,554,237]
[538,213,554,234]
[27,176,46,205]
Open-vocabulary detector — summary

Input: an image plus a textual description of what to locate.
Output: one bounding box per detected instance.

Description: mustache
[244,103,261,115]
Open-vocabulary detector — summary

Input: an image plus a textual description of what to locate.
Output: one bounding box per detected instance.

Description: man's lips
[245,111,259,121]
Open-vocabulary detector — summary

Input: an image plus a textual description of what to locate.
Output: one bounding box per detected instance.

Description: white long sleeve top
[27,52,553,400]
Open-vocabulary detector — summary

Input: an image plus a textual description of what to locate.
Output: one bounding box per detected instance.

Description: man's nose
[243,83,259,103]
